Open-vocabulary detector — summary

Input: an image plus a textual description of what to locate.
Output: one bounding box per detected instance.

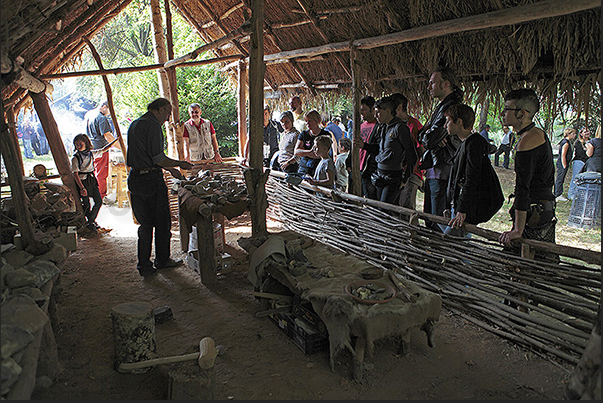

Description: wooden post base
[111,302,157,374]
[167,362,215,400]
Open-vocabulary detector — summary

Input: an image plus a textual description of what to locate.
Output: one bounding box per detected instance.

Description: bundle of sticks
[265,176,600,366]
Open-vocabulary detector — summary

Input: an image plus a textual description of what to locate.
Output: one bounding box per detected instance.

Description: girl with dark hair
[71,134,116,233]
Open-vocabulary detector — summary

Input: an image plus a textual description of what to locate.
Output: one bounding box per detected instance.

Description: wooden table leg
[196,215,216,285]
[421,319,436,348]
[397,331,411,356]
[353,335,366,382]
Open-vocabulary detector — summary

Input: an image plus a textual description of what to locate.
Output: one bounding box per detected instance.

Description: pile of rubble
[1,240,67,398]
[176,170,248,219]
[1,178,84,245]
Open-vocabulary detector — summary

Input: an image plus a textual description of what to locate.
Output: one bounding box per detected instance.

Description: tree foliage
[64,0,238,156]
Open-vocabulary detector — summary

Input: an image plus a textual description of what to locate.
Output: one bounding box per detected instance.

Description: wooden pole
[150,0,170,99]
[39,56,244,80]
[164,0,181,159]
[245,0,268,237]
[237,60,248,158]
[5,105,25,177]
[29,91,84,216]
[349,44,362,196]
[164,25,252,68]
[1,101,35,249]
[1,54,47,93]
[82,37,127,159]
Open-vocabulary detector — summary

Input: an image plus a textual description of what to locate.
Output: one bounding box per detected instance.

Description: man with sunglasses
[498,89,557,262]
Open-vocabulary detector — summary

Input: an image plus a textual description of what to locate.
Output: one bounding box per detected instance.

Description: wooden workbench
[249,231,442,381]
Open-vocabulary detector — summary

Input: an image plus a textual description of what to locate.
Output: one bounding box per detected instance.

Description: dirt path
[32,212,572,400]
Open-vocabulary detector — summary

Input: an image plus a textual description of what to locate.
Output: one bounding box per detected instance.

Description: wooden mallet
[118,337,218,371]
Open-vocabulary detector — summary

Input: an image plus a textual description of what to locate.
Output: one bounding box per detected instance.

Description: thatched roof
[1,0,601,117]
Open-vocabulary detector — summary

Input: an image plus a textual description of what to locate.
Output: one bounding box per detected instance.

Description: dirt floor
[31,208,574,400]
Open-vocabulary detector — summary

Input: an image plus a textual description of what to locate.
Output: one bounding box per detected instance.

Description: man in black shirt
[127,98,193,277]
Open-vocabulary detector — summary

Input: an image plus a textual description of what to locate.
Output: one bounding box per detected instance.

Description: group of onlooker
[257,67,598,262]
[554,125,601,202]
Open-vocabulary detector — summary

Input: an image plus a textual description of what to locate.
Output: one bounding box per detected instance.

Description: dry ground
[30,207,575,400]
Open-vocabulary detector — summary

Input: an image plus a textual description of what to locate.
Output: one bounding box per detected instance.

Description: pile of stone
[1,178,82,245]
[176,170,248,219]
[1,241,66,398]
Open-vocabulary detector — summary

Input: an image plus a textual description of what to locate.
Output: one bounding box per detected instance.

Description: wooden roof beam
[165,25,251,68]
[294,0,352,78]
[194,0,277,91]
[201,1,245,28]
[264,25,317,96]
[227,0,600,68]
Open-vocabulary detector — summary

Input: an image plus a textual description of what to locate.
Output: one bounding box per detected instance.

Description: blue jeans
[424,178,449,232]
[567,160,585,200]
[128,171,172,271]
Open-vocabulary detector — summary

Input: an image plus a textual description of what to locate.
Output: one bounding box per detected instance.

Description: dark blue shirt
[126,111,166,169]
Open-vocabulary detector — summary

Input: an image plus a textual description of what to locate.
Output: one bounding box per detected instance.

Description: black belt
[132,167,161,175]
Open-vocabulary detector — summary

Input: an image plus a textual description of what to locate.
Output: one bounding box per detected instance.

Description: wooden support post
[237,60,248,158]
[1,101,35,249]
[29,91,84,216]
[164,0,181,160]
[517,243,534,313]
[196,214,216,285]
[349,45,362,196]
[247,0,268,236]
[82,37,127,159]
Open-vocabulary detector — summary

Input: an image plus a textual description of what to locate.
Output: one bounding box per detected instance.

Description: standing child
[335,137,351,191]
[306,135,336,189]
[71,134,116,233]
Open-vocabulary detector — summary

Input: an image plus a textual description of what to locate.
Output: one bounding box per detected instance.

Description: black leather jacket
[419,89,463,168]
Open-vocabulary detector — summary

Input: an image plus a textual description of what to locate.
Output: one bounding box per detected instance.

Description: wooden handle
[118,352,199,371]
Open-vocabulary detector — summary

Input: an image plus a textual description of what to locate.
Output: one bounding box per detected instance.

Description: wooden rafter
[293,0,352,78]
[224,0,600,71]
[264,24,317,96]
[195,0,277,91]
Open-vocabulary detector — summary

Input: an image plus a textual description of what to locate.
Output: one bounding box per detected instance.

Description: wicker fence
[265,175,600,367]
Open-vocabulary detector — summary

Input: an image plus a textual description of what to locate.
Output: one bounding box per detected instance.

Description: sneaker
[154,258,184,270]
[555,195,568,202]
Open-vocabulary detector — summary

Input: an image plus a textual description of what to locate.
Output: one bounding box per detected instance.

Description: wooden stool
[111,302,157,374]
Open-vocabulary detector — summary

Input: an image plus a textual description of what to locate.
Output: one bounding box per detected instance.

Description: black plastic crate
[292,297,328,335]
[268,311,292,338]
[290,317,329,355]
[268,312,328,355]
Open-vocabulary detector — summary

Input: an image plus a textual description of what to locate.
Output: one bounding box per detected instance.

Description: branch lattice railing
[265,173,601,367]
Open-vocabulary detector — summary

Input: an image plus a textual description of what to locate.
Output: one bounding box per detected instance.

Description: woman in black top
[584,125,601,173]
[567,127,590,200]
[499,89,557,262]
[553,127,576,201]
[294,110,330,176]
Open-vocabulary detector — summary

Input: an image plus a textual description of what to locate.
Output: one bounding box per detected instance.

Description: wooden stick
[82,37,127,159]
[40,55,244,80]
[164,25,251,68]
